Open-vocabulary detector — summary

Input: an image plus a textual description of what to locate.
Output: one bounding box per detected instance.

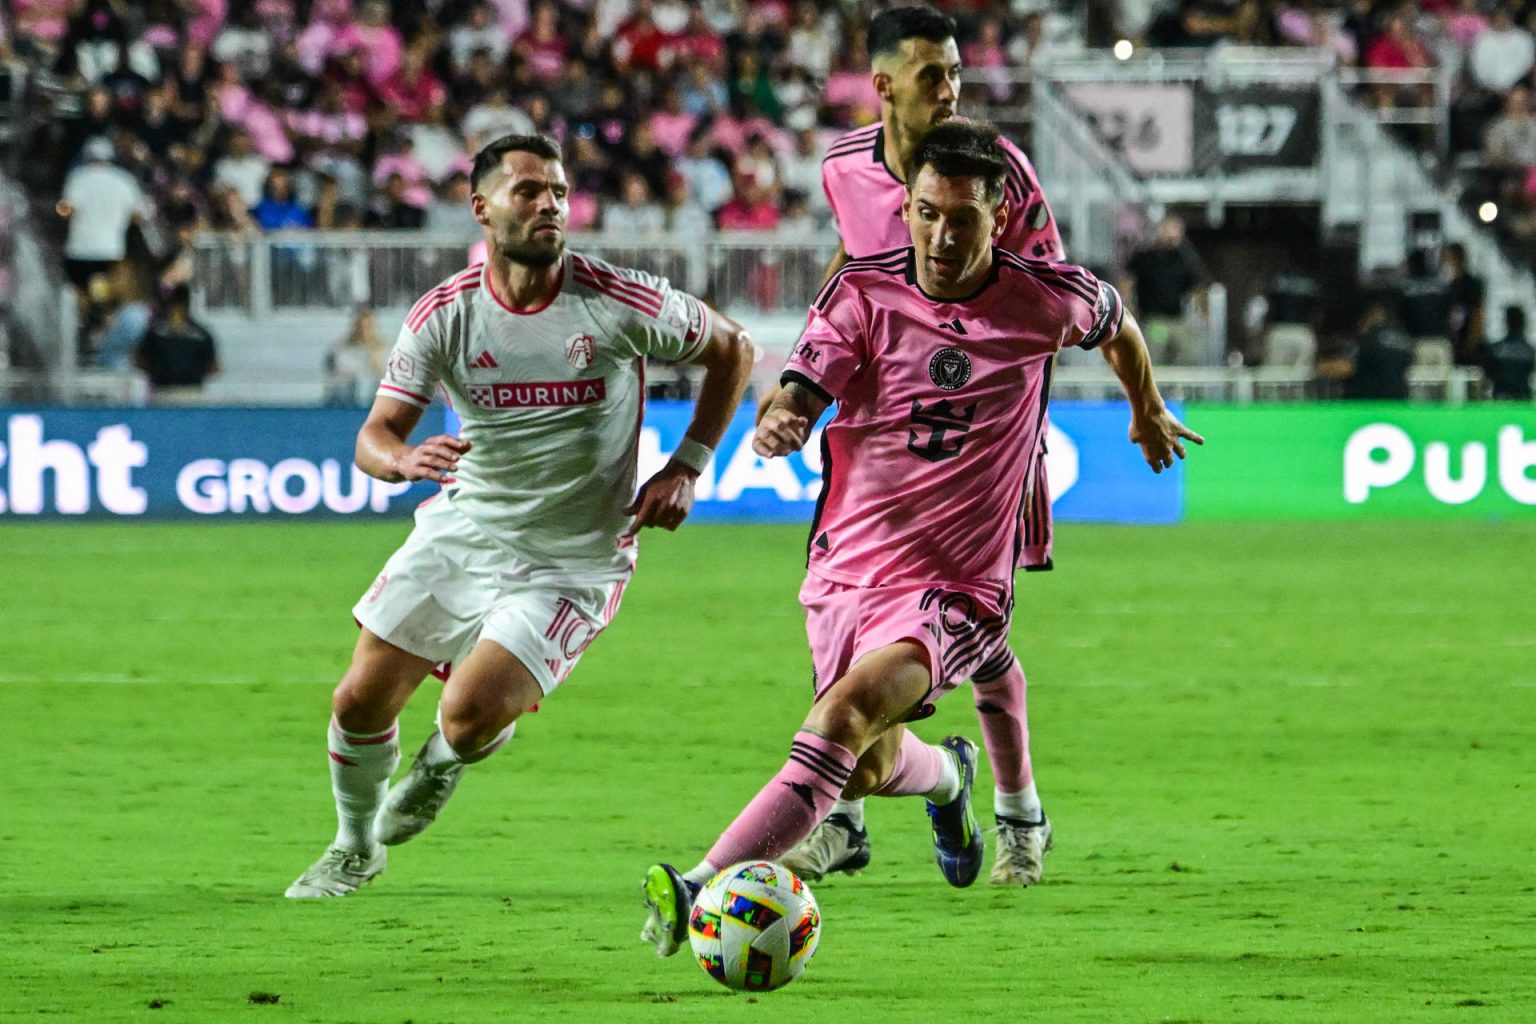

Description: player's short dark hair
[471,134,562,193]
[868,4,955,61]
[907,119,1009,206]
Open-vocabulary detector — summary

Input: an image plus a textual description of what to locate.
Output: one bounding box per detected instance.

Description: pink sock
[704,731,856,869]
[874,730,948,797]
[972,652,1033,793]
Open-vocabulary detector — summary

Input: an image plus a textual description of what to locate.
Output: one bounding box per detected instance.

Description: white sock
[328,717,400,852]
[995,783,1042,822]
[925,749,962,805]
[684,861,719,888]
[830,797,865,830]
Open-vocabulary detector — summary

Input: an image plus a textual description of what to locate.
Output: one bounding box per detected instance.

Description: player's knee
[331,676,395,734]
[842,760,885,799]
[802,694,883,754]
[439,695,523,757]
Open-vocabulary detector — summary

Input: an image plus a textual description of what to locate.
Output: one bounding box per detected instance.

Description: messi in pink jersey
[822,124,1062,263]
[782,249,1120,590]
[638,122,1200,957]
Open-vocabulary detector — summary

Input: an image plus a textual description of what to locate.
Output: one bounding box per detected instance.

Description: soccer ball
[688,860,821,992]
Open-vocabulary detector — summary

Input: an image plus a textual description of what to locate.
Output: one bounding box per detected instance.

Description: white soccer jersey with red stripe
[378,254,713,577]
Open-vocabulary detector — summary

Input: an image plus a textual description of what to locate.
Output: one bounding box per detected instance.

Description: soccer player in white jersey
[285,134,753,898]
[640,119,1201,957]
[779,4,1065,890]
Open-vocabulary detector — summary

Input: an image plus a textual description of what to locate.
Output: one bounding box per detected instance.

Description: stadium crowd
[1,0,1534,395]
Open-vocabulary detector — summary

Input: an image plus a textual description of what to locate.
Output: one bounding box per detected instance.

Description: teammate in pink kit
[640,120,1202,957]
[782,4,1066,890]
[284,134,753,899]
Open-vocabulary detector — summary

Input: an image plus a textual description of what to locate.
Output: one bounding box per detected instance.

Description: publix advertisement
[0,403,1531,521]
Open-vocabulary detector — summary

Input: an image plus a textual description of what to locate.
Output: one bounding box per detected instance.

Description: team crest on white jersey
[564,333,596,369]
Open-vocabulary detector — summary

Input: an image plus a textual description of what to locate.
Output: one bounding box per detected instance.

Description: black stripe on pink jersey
[995,251,1099,307]
[971,647,1016,683]
[999,146,1034,207]
[810,248,908,311]
[822,125,881,162]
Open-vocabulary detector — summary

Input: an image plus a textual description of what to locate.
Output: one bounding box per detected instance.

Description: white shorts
[353,496,630,696]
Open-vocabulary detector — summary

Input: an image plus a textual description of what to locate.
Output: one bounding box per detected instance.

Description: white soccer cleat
[373,733,465,846]
[780,813,872,882]
[284,845,387,898]
[989,814,1053,887]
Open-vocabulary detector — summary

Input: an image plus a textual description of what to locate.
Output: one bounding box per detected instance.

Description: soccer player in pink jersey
[640,119,1200,957]
[781,4,1068,890]
[284,135,753,898]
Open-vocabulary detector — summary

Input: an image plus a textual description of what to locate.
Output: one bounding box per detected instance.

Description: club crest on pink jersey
[564,333,596,369]
[929,348,971,391]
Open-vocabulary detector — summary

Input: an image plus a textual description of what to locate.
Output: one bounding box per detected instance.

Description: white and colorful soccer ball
[688,860,821,992]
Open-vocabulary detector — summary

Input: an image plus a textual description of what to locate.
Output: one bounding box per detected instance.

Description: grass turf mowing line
[2,521,1533,1023]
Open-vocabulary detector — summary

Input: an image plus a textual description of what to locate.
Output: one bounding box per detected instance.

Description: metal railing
[192,231,842,319]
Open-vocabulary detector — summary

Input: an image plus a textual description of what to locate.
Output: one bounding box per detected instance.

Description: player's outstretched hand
[398,435,471,483]
[625,464,696,536]
[1129,408,1204,473]
[753,409,810,457]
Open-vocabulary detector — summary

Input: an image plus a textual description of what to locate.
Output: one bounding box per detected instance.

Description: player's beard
[498,225,564,269]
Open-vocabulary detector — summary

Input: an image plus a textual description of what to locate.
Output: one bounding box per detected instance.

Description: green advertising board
[1182,404,1536,519]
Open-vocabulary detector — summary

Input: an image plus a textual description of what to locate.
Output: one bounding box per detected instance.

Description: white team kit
[354,254,713,694]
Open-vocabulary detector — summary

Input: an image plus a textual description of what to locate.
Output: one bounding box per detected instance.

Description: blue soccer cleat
[926,736,984,888]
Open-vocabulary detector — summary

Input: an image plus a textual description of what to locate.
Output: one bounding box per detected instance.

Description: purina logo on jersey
[564,333,596,369]
[928,348,971,391]
[466,379,608,409]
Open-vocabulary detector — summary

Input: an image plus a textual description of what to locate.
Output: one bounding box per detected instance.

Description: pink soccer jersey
[781,249,1122,589]
[821,124,1063,262]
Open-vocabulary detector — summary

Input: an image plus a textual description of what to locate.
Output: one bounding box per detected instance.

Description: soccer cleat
[925,736,984,888]
[284,845,386,898]
[373,732,465,846]
[780,813,872,882]
[989,813,1053,887]
[639,863,697,958]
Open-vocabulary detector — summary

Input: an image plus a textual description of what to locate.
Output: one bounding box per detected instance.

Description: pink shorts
[800,574,1013,715]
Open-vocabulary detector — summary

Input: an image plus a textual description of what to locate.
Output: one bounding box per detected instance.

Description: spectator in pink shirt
[514,1,566,85]
[186,0,228,51]
[1363,10,1435,109]
[963,17,1011,104]
[296,0,353,75]
[334,0,401,85]
[371,134,433,209]
[378,45,447,123]
[648,86,699,157]
[717,182,780,231]
[213,61,294,163]
[668,4,726,73]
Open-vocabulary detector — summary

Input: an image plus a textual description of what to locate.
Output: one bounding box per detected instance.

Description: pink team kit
[821,123,1064,569]
[782,249,1123,710]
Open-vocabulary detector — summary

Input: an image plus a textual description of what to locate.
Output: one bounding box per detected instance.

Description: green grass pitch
[3,519,1534,1023]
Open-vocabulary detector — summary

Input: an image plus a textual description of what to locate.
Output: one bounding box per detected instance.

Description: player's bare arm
[752,381,829,457]
[625,313,754,534]
[355,396,471,484]
[1098,312,1205,473]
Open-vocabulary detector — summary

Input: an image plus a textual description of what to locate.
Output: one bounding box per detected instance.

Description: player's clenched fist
[753,410,810,457]
[397,435,471,483]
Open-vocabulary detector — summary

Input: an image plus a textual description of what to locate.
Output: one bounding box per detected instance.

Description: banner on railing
[0,402,1183,523]
[1063,81,1321,176]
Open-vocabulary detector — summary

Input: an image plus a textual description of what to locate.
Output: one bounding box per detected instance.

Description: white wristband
[669,436,714,474]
